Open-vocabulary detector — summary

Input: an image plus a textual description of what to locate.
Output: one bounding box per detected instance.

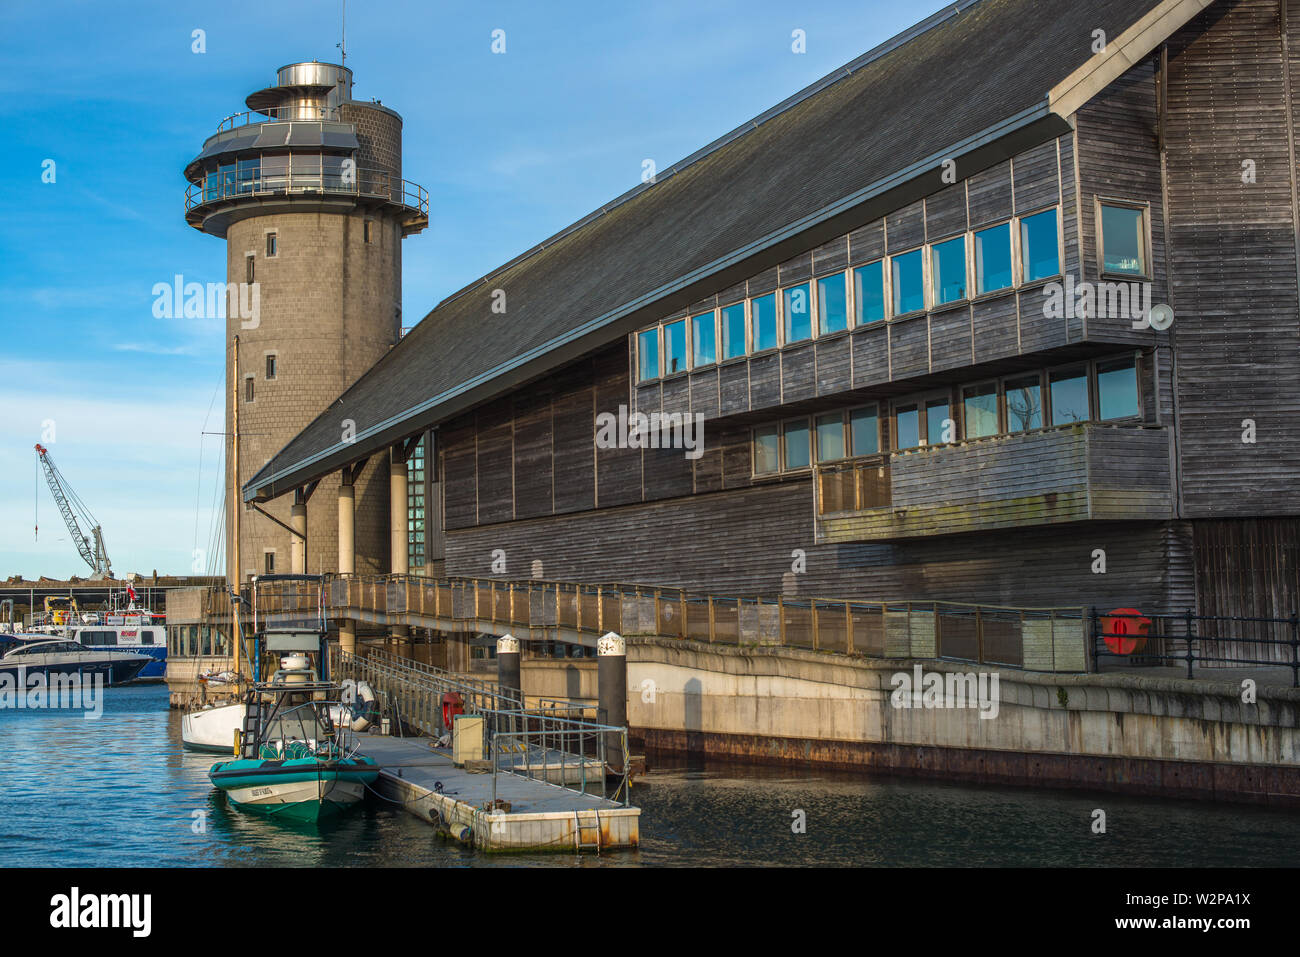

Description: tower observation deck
[184,62,427,584]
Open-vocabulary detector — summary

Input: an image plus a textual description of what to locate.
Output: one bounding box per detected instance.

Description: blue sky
[0,0,947,579]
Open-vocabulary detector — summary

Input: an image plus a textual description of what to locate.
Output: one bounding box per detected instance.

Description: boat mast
[232,335,244,678]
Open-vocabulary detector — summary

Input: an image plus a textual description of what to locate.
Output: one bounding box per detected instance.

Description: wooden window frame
[718,300,749,363]
[847,402,882,457]
[690,309,719,370]
[1016,205,1064,287]
[852,259,889,327]
[972,219,1015,299]
[813,410,849,463]
[779,280,815,347]
[781,417,813,472]
[959,379,1001,439]
[1095,197,1153,281]
[889,246,927,319]
[662,317,689,378]
[1047,362,1092,427]
[929,232,971,309]
[1093,352,1144,423]
[635,326,662,383]
[751,423,781,477]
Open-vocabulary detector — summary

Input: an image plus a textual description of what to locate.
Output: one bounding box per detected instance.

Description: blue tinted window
[974,222,1013,294]
[817,274,848,334]
[963,384,999,439]
[853,261,886,324]
[1049,367,1090,424]
[752,294,778,351]
[815,414,845,462]
[691,312,716,367]
[1005,375,1042,432]
[1097,357,1139,420]
[932,237,967,305]
[664,320,687,375]
[721,303,746,359]
[637,329,659,380]
[895,405,920,450]
[849,406,879,455]
[1101,205,1147,276]
[926,399,952,445]
[1020,209,1060,283]
[892,250,925,315]
[783,283,812,343]
[783,420,811,470]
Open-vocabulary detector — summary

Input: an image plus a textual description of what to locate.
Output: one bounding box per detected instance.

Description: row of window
[752,355,1141,475]
[168,624,230,657]
[637,200,1152,383]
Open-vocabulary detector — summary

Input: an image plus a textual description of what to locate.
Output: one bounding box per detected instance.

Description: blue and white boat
[66,620,167,681]
[31,592,168,681]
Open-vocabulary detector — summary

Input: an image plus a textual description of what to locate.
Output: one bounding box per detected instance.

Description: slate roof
[247,0,1168,500]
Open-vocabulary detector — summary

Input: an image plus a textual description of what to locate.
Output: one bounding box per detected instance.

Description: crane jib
[34,444,113,579]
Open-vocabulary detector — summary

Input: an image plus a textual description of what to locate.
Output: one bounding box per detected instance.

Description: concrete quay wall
[522,638,1300,806]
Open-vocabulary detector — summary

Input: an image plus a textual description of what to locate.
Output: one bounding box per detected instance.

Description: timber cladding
[443,474,1194,610]
[1161,0,1300,517]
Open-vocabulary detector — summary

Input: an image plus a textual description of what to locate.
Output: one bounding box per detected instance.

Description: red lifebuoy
[1102,607,1151,655]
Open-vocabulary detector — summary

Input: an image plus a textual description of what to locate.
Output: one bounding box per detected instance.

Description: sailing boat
[182,335,248,752]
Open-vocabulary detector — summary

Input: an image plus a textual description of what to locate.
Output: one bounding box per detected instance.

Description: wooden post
[811,600,819,651]
[845,601,854,655]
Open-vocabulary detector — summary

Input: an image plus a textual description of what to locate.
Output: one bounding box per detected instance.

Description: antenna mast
[339,0,347,66]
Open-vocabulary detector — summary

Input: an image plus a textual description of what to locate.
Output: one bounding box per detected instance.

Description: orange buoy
[1102,607,1151,655]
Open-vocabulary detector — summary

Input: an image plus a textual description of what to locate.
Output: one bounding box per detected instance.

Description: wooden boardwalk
[359,735,640,853]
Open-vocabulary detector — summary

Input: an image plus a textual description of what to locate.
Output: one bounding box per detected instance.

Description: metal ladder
[574,809,602,852]
[238,703,261,759]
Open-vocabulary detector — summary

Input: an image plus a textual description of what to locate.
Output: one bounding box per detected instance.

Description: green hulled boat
[208,656,378,823]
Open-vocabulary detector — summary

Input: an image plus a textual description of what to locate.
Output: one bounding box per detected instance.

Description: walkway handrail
[211,572,1090,672]
[333,647,630,804]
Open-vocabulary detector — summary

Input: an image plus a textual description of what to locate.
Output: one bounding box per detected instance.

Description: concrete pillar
[338,473,356,663]
[290,492,307,574]
[338,480,355,575]
[597,631,627,774]
[390,449,408,576]
[497,634,521,709]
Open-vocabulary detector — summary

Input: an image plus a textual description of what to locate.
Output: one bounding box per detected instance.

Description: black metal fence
[1089,607,1300,687]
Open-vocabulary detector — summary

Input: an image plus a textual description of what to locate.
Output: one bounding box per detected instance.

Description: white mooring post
[497,633,521,709]
[597,631,627,774]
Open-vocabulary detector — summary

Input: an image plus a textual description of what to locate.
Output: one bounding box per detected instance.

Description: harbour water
[2,684,1298,868]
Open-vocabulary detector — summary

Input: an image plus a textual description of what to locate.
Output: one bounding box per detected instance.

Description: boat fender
[352,680,376,732]
[450,823,472,844]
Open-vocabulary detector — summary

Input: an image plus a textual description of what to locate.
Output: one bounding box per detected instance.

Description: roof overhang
[1048,0,1216,117]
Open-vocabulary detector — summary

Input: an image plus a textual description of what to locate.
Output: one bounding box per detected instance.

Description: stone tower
[183,61,427,584]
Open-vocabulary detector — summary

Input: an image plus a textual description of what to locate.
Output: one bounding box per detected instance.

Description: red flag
[127,585,136,603]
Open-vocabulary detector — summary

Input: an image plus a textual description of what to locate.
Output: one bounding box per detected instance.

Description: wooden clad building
[248,0,1300,635]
